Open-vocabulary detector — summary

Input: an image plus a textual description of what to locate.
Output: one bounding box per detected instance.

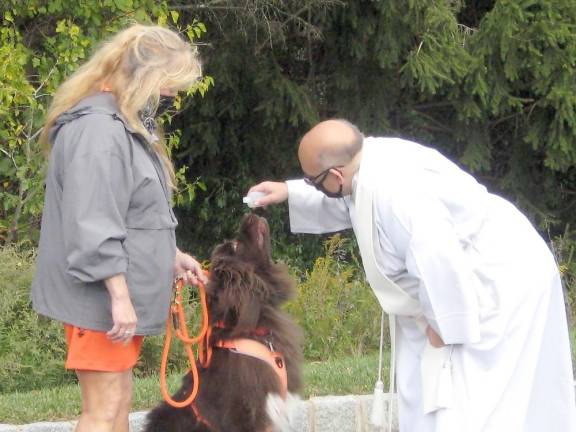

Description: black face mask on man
[303,166,344,199]
[319,183,343,199]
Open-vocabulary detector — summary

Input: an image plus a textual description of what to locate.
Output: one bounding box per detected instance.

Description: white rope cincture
[378,310,385,383]
[387,314,396,432]
[370,309,391,430]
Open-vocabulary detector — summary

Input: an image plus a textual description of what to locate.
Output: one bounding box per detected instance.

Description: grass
[0,353,386,425]
[2,327,575,425]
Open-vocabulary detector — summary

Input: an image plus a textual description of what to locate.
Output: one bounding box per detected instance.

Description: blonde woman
[31,25,207,432]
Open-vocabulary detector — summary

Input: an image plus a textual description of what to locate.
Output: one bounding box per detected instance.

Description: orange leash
[160,276,213,408]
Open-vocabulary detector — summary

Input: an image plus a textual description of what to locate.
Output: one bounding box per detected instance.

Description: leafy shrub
[0,1,211,246]
[286,235,383,360]
[551,226,576,327]
[0,236,383,393]
[0,247,67,393]
[0,247,198,392]
[3,228,574,394]
[550,227,576,368]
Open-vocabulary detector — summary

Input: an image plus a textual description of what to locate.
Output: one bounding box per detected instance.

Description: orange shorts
[64,324,144,372]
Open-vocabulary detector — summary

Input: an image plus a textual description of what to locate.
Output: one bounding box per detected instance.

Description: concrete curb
[0,393,398,432]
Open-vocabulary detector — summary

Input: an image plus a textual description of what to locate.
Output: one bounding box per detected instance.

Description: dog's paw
[266,392,301,432]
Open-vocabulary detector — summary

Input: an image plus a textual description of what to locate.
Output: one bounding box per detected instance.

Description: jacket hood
[48,92,136,145]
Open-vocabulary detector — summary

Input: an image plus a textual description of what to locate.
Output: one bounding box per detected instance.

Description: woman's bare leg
[74,369,133,432]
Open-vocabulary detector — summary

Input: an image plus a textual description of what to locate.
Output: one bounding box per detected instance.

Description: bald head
[298,119,364,173]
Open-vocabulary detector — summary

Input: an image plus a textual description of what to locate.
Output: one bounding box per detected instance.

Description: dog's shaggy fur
[144,214,303,432]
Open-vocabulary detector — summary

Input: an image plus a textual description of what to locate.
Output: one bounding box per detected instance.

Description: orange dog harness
[215,338,288,397]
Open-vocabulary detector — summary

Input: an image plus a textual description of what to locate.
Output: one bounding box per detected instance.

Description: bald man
[249,119,576,431]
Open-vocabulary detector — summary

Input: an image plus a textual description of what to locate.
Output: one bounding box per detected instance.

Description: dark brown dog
[144,213,303,432]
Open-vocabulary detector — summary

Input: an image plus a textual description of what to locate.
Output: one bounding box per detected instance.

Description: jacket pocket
[126,211,177,230]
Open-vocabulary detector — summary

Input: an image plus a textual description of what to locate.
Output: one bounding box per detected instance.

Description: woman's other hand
[174,249,207,285]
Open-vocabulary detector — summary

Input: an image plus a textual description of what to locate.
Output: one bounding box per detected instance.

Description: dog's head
[207,213,294,335]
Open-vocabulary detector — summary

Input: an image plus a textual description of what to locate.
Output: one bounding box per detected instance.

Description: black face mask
[139,96,176,134]
[317,183,343,199]
[304,166,344,199]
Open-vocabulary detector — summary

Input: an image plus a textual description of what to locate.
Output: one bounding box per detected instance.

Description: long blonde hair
[40,24,202,186]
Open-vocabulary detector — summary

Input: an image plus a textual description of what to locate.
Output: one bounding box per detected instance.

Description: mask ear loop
[333,168,345,197]
[318,167,344,198]
[331,167,344,188]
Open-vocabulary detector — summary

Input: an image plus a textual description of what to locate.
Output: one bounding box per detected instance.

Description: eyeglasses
[303,166,343,193]
[303,167,333,188]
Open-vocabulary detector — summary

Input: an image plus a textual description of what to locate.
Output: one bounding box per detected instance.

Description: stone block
[310,395,359,432]
[21,422,75,432]
[129,411,149,432]
[357,393,399,432]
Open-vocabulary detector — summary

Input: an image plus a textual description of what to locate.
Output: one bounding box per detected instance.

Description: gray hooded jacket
[32,92,178,335]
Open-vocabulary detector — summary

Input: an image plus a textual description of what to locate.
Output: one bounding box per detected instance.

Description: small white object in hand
[243,191,266,208]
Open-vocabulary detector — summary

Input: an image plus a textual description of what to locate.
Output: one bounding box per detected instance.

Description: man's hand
[426,325,445,348]
[174,249,207,285]
[248,181,288,207]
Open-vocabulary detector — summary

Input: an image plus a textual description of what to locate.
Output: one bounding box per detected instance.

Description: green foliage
[0,247,209,393]
[0,21,45,246]
[160,0,576,263]
[452,0,576,229]
[0,246,66,393]
[0,0,211,246]
[3,0,575,260]
[286,235,383,360]
[2,0,576,392]
[551,225,576,326]
[0,237,382,393]
[550,226,576,366]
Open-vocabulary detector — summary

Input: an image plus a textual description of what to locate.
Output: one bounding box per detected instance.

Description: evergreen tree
[1,0,575,266]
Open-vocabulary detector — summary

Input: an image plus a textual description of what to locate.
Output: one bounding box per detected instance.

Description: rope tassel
[370,379,386,427]
[370,310,395,431]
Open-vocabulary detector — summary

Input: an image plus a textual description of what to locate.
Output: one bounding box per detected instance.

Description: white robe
[287,137,576,431]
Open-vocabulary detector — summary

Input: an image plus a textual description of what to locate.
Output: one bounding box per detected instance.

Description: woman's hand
[426,325,445,348]
[174,249,207,285]
[105,274,138,344]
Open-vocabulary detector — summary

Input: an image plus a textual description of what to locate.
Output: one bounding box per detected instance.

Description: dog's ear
[211,260,269,334]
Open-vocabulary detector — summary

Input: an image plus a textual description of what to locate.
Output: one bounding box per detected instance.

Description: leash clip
[264,333,275,352]
[172,276,184,305]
